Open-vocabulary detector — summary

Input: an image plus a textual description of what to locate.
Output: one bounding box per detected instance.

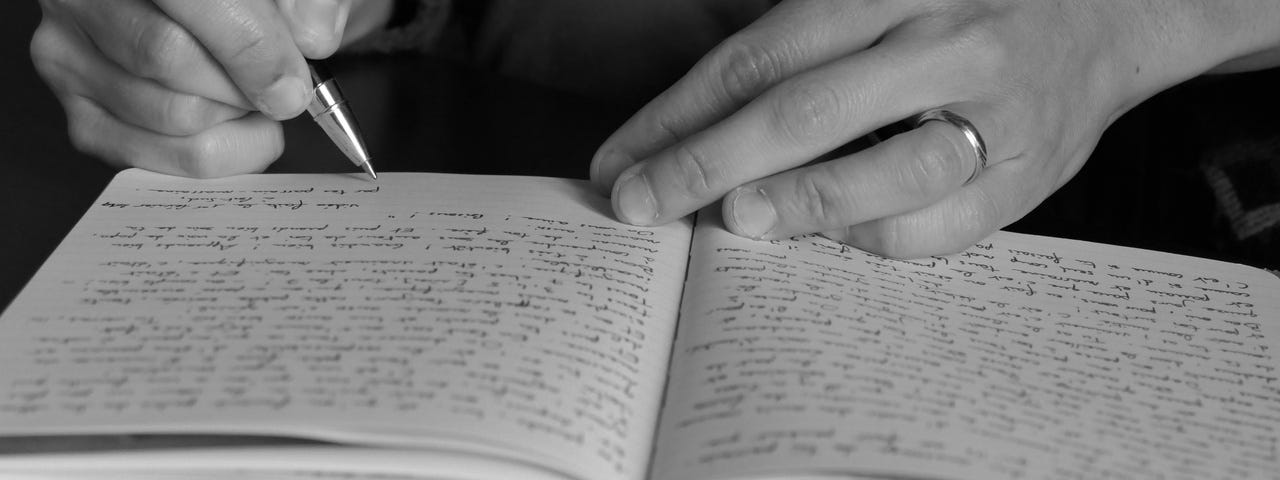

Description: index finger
[61,0,251,109]
[590,0,908,193]
[609,32,980,227]
[155,0,311,120]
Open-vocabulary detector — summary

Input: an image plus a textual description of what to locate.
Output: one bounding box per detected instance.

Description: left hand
[589,0,1280,258]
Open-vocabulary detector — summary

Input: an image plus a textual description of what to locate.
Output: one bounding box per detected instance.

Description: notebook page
[0,170,693,480]
[0,445,569,480]
[651,212,1279,480]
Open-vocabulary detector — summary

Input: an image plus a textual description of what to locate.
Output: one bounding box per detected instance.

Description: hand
[31,0,391,177]
[590,0,1280,258]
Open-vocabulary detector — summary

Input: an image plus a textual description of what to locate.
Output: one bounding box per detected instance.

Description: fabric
[1202,139,1280,240]
[1201,137,1280,267]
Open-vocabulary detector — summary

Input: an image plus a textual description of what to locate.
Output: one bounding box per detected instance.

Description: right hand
[31,0,388,177]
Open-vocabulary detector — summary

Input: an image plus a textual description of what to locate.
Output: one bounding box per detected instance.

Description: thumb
[278,0,352,59]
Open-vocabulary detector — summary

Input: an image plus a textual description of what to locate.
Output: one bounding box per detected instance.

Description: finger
[721,104,996,240]
[37,18,247,136]
[60,94,284,178]
[822,158,1049,259]
[30,14,80,98]
[609,34,983,226]
[277,0,353,58]
[88,65,250,137]
[154,0,312,120]
[590,0,911,192]
[63,0,252,109]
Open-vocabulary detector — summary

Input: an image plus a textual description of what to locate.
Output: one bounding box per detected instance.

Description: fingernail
[614,170,658,225]
[333,3,351,38]
[591,149,635,194]
[257,75,310,120]
[285,0,342,42]
[729,187,777,239]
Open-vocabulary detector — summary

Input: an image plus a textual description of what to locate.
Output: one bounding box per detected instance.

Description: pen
[307,61,377,180]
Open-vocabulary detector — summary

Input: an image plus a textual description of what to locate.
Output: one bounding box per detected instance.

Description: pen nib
[308,62,377,181]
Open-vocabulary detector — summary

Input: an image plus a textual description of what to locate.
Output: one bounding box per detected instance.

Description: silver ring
[914,109,988,185]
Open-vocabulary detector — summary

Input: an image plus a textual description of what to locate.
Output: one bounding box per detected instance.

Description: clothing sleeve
[345,0,452,54]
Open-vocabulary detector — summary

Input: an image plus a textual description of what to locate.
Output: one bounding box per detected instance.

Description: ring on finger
[913,108,988,185]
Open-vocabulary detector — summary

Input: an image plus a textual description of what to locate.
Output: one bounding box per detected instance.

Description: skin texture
[30,0,1280,258]
[30,0,390,177]
[589,0,1280,258]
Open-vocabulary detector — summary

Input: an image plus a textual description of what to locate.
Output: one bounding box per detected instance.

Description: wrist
[1110,1,1280,103]
[1212,2,1280,71]
[1209,49,1280,73]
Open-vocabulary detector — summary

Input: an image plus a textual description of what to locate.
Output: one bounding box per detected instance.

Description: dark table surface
[4,2,1278,313]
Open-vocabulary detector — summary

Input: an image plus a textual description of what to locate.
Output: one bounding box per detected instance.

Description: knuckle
[177,134,225,178]
[902,191,1001,258]
[29,26,67,86]
[644,112,682,146]
[769,79,845,145]
[292,27,339,59]
[161,94,212,136]
[916,6,1010,78]
[939,17,1007,76]
[875,221,916,259]
[875,220,910,258]
[29,22,60,63]
[936,219,988,256]
[178,122,283,178]
[792,167,846,225]
[848,219,902,259]
[964,187,1004,235]
[132,21,198,79]
[64,99,108,159]
[65,115,97,156]
[266,127,286,164]
[904,126,971,194]
[957,25,1006,73]
[225,25,275,67]
[714,37,787,104]
[669,143,720,199]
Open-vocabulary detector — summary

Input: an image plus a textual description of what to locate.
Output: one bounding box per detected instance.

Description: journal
[0,169,1276,480]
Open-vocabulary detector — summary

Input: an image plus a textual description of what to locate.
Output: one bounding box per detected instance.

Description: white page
[0,170,694,480]
[651,211,1280,480]
[0,445,568,479]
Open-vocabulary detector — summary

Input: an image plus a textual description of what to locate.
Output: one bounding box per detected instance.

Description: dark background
[3,1,1278,310]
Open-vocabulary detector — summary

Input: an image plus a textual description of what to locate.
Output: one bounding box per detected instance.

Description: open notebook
[1,169,1277,480]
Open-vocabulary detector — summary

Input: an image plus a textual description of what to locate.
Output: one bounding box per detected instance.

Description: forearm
[1208,49,1280,74]
[1086,0,1280,117]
